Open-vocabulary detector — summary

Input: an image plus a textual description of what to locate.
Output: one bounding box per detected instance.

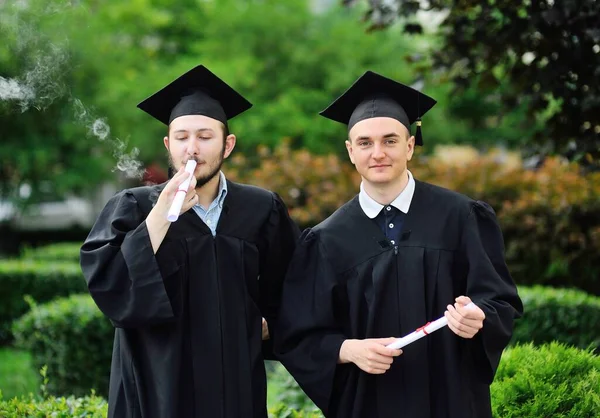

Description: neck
[363,170,409,205]
[196,172,222,209]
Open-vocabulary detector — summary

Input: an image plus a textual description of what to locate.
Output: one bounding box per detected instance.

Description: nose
[186,137,201,157]
[372,143,386,160]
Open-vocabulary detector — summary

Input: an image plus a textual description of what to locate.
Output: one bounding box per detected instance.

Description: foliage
[267,362,320,413]
[491,343,600,417]
[0,393,108,417]
[349,0,600,165]
[414,152,600,295]
[0,260,86,342]
[20,242,82,263]
[0,0,436,199]
[498,159,600,294]
[513,286,600,352]
[228,140,360,229]
[0,348,39,400]
[269,403,324,418]
[12,294,113,397]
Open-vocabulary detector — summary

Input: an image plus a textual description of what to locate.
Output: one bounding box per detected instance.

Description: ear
[163,135,170,151]
[406,135,415,161]
[345,139,356,165]
[224,134,236,159]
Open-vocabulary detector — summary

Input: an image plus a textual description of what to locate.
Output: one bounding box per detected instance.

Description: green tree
[347,0,600,165]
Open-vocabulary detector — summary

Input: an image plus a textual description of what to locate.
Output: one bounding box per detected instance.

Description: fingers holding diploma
[339,337,402,375]
[445,296,485,339]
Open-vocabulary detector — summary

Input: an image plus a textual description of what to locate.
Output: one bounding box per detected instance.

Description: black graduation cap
[137,65,252,126]
[319,71,437,145]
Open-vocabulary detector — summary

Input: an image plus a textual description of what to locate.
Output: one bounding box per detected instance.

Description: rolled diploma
[386,302,476,350]
[167,160,197,222]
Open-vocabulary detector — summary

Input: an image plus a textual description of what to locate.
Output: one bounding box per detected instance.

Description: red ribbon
[416,322,432,335]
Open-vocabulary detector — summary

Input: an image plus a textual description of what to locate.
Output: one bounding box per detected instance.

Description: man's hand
[338,338,402,374]
[445,296,485,339]
[153,166,198,219]
[262,318,269,340]
[147,166,197,253]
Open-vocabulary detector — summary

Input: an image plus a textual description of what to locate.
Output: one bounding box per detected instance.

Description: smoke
[0,0,145,180]
[72,99,144,179]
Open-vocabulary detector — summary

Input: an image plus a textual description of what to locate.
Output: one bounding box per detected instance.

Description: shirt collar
[195,171,228,210]
[359,170,415,219]
[216,171,228,207]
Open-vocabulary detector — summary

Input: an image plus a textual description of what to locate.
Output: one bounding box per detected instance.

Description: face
[164,115,236,187]
[346,117,414,189]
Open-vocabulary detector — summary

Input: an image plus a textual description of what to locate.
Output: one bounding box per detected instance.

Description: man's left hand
[445,296,485,339]
[262,318,269,340]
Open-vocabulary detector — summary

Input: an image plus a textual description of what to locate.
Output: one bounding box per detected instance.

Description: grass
[0,347,39,400]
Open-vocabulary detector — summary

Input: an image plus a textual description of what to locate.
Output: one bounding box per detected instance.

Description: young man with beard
[80,65,299,418]
[274,71,522,418]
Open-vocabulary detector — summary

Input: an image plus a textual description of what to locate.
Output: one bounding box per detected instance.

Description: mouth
[369,164,391,169]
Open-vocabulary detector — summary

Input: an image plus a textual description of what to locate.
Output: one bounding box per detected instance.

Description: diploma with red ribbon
[167,159,197,222]
[386,302,476,350]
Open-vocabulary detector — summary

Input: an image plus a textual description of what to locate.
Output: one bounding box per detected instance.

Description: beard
[168,146,225,188]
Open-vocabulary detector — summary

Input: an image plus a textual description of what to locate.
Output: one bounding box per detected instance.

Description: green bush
[12,294,113,397]
[21,242,82,263]
[491,343,600,417]
[513,286,600,352]
[0,394,108,417]
[269,403,324,418]
[267,362,319,413]
[0,260,87,342]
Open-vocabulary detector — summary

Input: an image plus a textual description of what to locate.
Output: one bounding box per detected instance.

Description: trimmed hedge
[513,286,600,352]
[21,242,82,263]
[0,260,87,342]
[12,294,113,397]
[0,395,321,418]
[491,343,600,417]
[0,394,108,417]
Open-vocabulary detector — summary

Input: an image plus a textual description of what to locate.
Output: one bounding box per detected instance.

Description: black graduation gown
[274,180,523,418]
[80,180,299,418]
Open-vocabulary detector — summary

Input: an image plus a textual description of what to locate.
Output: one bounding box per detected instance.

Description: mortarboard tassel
[415,117,423,146]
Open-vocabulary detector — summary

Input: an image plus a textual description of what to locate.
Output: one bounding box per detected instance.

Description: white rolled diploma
[386,302,476,350]
[167,159,197,222]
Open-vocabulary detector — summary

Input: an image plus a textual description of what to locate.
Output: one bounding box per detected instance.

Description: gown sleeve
[80,190,178,328]
[460,200,524,382]
[258,193,300,359]
[273,229,347,415]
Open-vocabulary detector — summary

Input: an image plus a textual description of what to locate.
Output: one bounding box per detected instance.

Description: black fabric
[348,94,410,133]
[137,65,252,126]
[274,180,523,418]
[80,181,299,418]
[169,90,227,125]
[318,70,437,145]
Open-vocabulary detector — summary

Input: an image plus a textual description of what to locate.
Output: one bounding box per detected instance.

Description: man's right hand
[146,167,197,253]
[153,166,198,219]
[338,338,402,374]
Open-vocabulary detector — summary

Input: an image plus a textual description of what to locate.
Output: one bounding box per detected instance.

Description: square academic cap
[319,70,436,145]
[137,65,252,126]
